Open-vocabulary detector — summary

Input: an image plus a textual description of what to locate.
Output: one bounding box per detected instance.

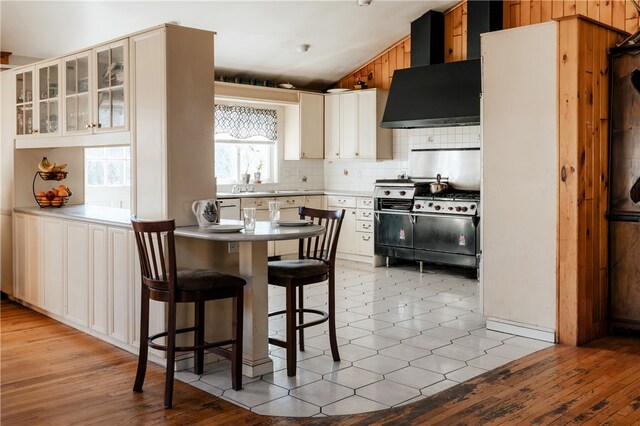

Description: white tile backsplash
[217,126,481,194]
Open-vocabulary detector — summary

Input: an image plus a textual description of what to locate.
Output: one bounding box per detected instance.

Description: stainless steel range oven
[374,148,481,271]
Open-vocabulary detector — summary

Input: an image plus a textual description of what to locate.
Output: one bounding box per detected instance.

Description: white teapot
[192,199,219,228]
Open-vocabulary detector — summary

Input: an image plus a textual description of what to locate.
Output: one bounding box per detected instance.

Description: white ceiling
[1,1,457,90]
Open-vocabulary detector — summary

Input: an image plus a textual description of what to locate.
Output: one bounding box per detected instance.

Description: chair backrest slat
[298,207,345,264]
[131,218,177,295]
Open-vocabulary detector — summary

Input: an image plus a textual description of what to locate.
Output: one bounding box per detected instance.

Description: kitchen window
[214,103,280,184]
[84,146,131,208]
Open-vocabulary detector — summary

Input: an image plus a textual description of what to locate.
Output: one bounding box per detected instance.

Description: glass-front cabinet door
[36,61,60,135]
[94,40,127,132]
[63,52,91,135]
[16,69,34,136]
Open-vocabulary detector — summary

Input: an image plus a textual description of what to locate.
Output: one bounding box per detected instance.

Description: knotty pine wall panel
[334,0,638,90]
[557,17,625,345]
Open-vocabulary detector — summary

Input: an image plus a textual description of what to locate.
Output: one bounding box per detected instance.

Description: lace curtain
[215,104,278,141]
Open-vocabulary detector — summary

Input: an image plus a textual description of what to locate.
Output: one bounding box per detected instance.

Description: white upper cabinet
[324,89,392,160]
[63,40,128,136]
[15,60,61,137]
[283,92,324,160]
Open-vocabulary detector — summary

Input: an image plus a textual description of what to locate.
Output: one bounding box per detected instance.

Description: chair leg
[133,286,150,392]
[327,271,340,362]
[231,286,244,391]
[298,285,305,352]
[164,300,177,408]
[285,281,297,377]
[194,301,205,375]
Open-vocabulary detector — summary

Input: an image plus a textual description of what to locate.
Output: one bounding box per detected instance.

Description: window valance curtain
[215,104,277,141]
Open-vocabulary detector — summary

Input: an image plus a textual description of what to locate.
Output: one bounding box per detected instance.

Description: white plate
[277,219,312,227]
[279,83,294,89]
[205,225,244,233]
[327,88,350,93]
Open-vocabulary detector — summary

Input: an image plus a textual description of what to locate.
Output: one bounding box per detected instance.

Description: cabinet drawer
[356,233,373,255]
[327,195,356,208]
[357,197,373,209]
[241,197,275,210]
[356,220,373,233]
[357,209,374,221]
[279,196,305,208]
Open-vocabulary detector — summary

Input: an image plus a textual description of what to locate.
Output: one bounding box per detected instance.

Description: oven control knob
[461,207,468,212]
[428,202,433,207]
[384,190,390,196]
[400,191,406,196]
[415,204,421,209]
[434,205,441,211]
[448,207,453,211]
[455,206,462,212]
[470,205,476,210]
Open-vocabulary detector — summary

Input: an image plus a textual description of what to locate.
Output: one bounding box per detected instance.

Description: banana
[52,163,67,172]
[38,157,54,173]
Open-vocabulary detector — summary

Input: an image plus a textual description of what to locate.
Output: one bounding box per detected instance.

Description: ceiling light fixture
[297,43,310,53]
[357,0,372,6]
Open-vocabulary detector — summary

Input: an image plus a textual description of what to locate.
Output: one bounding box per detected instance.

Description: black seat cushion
[177,269,245,292]
[268,259,328,279]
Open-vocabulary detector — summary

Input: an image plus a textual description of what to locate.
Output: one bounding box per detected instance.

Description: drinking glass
[243,207,256,233]
[268,201,280,226]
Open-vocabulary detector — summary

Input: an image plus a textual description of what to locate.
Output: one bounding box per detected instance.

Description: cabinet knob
[32,129,39,134]
[355,152,359,156]
[85,124,92,129]
[335,153,339,157]
[302,152,306,157]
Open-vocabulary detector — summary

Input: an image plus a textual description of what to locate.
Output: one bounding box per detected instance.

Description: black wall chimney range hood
[380,1,502,129]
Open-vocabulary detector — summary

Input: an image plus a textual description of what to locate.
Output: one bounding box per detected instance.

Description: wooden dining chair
[267,207,345,376]
[131,218,245,408]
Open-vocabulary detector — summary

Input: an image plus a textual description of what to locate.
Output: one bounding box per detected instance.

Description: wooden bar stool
[267,207,345,376]
[131,218,245,408]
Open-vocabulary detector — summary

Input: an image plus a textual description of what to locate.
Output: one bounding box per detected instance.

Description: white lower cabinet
[42,218,64,316]
[108,227,130,344]
[326,195,373,258]
[14,213,43,305]
[13,213,29,302]
[89,224,108,334]
[64,221,89,327]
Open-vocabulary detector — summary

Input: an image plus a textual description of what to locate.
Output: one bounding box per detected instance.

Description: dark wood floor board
[4,300,640,425]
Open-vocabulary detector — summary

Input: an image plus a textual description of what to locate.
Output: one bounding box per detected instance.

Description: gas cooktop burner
[416,190,480,201]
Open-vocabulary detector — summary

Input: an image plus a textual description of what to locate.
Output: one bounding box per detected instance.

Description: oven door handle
[410,214,416,224]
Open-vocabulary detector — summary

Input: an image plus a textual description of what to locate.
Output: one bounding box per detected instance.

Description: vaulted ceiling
[0,1,457,90]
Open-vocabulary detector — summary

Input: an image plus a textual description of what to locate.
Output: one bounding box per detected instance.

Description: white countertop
[217,189,373,199]
[14,205,132,226]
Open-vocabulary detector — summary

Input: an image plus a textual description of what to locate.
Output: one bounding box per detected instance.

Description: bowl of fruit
[35,184,72,208]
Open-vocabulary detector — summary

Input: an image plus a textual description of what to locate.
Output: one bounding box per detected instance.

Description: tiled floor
[176,260,554,417]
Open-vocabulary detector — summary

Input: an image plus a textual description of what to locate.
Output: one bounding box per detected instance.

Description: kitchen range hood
[381,1,502,129]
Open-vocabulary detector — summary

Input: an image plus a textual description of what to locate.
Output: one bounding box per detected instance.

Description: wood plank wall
[557,17,625,345]
[333,0,639,90]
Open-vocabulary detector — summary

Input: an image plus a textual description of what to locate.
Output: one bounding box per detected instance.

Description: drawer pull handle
[363,236,371,241]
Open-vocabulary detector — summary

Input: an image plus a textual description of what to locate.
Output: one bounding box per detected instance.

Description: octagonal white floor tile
[432,344,485,362]
[331,343,377,362]
[421,379,459,396]
[322,395,389,415]
[303,335,348,351]
[470,328,514,341]
[394,318,441,332]
[385,366,445,390]
[324,366,384,389]
[445,366,487,383]
[270,345,323,361]
[222,380,288,408]
[297,354,351,375]
[349,318,393,332]
[421,326,470,341]
[351,334,400,350]
[486,344,537,360]
[467,354,512,371]
[336,326,372,341]
[189,380,223,396]
[370,311,412,323]
[374,325,421,340]
[353,354,408,375]
[453,334,503,351]
[414,312,458,324]
[252,396,321,417]
[199,369,260,390]
[335,311,369,324]
[402,334,450,351]
[262,367,323,390]
[290,380,354,407]
[411,354,467,374]
[379,343,430,362]
[440,319,486,332]
[356,380,421,407]
[503,336,555,351]
[174,370,200,383]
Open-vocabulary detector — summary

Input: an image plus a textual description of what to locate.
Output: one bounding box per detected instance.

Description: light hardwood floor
[3,299,640,425]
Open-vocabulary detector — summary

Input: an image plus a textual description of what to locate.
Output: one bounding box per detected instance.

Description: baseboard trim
[487,317,556,343]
